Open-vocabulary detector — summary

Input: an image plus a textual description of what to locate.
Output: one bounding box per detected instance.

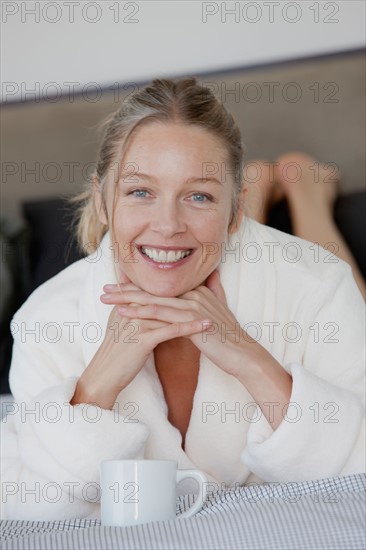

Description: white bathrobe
[1,218,365,520]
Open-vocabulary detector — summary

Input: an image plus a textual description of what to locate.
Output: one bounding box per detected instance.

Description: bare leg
[243,160,284,223]
[275,152,366,300]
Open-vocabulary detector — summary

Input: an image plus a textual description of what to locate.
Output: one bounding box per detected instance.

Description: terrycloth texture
[1,218,365,520]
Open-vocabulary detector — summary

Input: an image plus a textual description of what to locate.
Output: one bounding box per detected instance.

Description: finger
[109,302,169,325]
[117,304,197,324]
[145,319,213,350]
[107,310,169,335]
[102,283,141,293]
[122,317,169,331]
[102,290,189,309]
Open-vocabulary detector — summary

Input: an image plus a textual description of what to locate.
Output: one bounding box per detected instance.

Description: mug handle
[176,469,208,519]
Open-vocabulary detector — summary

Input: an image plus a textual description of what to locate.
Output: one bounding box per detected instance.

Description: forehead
[121,121,228,168]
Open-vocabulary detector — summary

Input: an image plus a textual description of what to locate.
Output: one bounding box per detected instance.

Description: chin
[149,285,185,298]
[140,280,195,298]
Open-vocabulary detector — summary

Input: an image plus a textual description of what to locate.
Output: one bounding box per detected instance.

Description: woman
[1,77,365,520]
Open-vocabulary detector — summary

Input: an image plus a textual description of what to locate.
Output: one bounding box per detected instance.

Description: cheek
[196,208,229,231]
[112,207,139,239]
[202,247,222,269]
[201,219,230,244]
[201,222,230,265]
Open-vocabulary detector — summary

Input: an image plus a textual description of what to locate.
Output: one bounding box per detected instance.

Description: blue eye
[191,193,212,202]
[129,189,149,198]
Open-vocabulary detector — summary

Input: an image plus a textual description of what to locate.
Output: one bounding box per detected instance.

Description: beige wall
[3,1,364,102]
[2,52,365,222]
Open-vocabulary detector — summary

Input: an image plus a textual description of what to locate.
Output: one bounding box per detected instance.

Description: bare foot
[243,160,284,223]
[274,152,340,217]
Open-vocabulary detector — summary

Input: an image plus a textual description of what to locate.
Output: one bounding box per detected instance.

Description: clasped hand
[101,269,263,379]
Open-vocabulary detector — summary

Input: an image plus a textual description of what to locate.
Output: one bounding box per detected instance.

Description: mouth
[137,245,194,268]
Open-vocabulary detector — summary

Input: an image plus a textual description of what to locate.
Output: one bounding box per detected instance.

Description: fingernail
[103,284,117,290]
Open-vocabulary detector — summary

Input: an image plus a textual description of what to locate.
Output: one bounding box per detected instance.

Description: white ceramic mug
[100,459,208,527]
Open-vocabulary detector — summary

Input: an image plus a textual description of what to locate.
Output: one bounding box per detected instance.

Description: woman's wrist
[70,377,121,410]
[232,341,293,430]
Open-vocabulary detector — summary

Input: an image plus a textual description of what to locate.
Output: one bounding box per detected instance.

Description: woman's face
[97,122,242,297]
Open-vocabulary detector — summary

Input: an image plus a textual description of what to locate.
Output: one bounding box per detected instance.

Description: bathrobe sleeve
[241,262,365,482]
[1,312,149,520]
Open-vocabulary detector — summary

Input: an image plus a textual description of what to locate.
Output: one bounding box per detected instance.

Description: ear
[228,186,247,234]
[93,176,108,226]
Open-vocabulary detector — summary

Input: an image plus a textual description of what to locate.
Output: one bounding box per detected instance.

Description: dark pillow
[22,197,84,293]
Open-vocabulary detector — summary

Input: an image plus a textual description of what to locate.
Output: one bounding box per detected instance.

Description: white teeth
[141,247,191,263]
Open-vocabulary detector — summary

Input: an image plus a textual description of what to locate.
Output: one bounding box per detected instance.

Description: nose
[150,199,187,237]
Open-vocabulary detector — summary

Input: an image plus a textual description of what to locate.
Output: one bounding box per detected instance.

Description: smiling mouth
[138,246,193,264]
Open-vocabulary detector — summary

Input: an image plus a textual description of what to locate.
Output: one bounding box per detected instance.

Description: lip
[137,246,195,269]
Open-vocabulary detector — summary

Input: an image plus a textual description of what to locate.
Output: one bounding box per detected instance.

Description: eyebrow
[121,171,223,187]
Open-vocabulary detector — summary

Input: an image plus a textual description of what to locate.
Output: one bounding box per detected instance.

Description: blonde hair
[70,76,245,253]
